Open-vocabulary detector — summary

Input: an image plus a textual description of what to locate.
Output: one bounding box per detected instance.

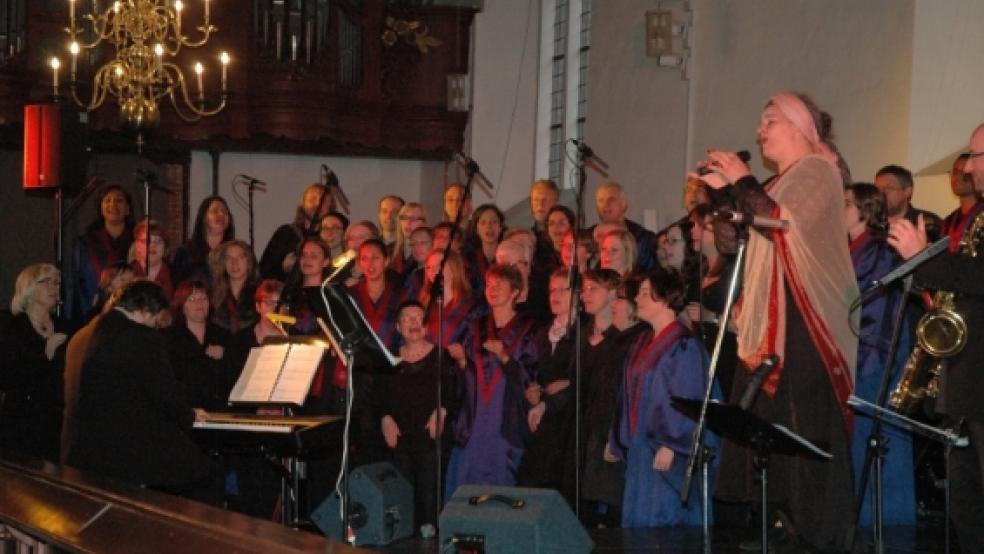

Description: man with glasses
[875,164,942,241]
[940,153,984,250]
[888,124,984,554]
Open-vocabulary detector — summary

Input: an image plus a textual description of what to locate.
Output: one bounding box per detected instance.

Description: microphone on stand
[135,169,176,194]
[321,164,351,214]
[714,208,789,230]
[570,139,609,178]
[453,152,494,195]
[237,174,268,191]
[331,249,357,269]
[322,249,358,286]
[698,150,752,176]
[738,354,780,410]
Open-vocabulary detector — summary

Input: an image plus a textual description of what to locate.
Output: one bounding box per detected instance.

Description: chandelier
[54,0,230,142]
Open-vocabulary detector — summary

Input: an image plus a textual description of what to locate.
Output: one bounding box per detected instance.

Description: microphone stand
[428,152,490,531]
[567,139,608,519]
[848,237,949,554]
[681,221,749,554]
[243,177,266,249]
[136,169,163,274]
[275,177,334,314]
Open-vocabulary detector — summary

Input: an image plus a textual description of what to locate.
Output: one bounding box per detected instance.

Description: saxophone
[890,209,984,415]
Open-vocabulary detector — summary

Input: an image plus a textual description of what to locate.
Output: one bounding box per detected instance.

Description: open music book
[227,342,326,405]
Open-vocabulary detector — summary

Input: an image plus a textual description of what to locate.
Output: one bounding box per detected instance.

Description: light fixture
[61,0,230,147]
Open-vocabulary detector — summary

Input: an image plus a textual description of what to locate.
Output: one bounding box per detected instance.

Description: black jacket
[69,309,212,487]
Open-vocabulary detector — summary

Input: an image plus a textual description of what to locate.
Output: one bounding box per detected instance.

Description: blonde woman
[1,263,68,462]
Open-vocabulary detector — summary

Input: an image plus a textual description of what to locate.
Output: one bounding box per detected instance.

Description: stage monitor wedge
[440,485,593,554]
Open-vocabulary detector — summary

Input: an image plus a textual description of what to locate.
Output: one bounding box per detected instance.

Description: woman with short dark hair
[164,279,230,410]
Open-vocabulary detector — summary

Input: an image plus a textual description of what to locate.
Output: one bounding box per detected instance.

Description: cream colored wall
[466,0,540,214]
[583,0,691,230]
[907,0,984,220]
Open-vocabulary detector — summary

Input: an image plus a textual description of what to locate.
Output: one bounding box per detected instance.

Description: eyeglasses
[36,277,61,287]
[967,151,984,160]
[398,215,425,222]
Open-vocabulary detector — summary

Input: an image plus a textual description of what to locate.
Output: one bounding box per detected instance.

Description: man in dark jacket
[68,280,220,503]
[888,124,984,554]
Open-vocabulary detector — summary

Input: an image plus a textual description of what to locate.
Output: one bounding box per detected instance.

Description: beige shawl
[734,155,859,428]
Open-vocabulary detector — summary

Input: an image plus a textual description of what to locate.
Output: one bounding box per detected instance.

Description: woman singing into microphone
[699,92,858,552]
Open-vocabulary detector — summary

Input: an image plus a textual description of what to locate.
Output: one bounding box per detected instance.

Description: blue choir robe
[445,312,539,497]
[425,296,484,349]
[609,321,718,527]
[849,232,916,525]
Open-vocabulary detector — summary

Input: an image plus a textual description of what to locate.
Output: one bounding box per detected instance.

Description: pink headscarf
[769,92,839,167]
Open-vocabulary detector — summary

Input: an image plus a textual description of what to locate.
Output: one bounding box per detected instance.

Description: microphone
[323,249,358,286]
[321,164,350,214]
[321,164,339,188]
[698,150,751,176]
[331,249,357,268]
[453,152,494,193]
[265,312,297,326]
[571,139,610,169]
[714,208,789,230]
[861,235,951,296]
[237,174,267,185]
[135,169,176,194]
[738,354,780,410]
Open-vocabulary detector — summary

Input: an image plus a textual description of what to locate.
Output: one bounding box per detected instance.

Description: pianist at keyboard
[67,280,225,505]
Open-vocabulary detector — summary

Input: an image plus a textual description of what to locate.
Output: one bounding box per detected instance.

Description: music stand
[317,281,399,545]
[672,397,831,554]
[848,395,966,554]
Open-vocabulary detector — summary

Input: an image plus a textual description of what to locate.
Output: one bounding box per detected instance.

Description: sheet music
[227,343,325,405]
[269,344,324,403]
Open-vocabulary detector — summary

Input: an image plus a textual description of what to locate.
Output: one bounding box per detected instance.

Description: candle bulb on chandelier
[291,34,297,62]
[50,57,61,96]
[154,43,164,74]
[204,0,210,21]
[220,51,230,91]
[69,0,76,31]
[194,61,204,103]
[69,41,79,82]
[174,1,183,34]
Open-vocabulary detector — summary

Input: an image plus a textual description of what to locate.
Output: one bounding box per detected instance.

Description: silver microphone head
[331,249,357,268]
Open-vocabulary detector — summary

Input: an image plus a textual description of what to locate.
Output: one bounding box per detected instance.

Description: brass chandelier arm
[162,61,227,122]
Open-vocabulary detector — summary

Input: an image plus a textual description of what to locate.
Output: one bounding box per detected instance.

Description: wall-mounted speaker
[23,103,85,193]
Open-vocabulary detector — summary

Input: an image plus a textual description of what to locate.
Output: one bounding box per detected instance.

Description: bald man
[593,181,658,272]
[888,123,984,554]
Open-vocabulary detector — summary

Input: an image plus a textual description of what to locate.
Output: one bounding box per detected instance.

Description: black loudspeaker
[439,485,593,554]
[310,462,414,546]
